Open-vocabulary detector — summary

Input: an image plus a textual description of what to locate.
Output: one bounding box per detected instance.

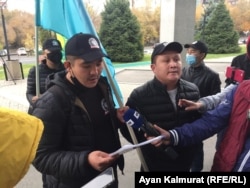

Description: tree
[0,10,34,50]
[99,0,143,62]
[132,4,160,45]
[0,9,62,53]
[195,2,217,41]
[227,0,250,36]
[203,0,240,53]
[84,3,102,32]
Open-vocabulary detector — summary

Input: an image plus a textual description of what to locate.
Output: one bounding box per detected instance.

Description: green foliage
[195,2,217,40]
[99,0,144,62]
[202,1,240,54]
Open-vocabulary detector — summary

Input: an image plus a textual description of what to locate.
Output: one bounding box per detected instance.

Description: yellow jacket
[0,108,44,188]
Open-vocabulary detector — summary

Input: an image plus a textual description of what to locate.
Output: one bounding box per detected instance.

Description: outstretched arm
[178,84,237,113]
[147,85,237,147]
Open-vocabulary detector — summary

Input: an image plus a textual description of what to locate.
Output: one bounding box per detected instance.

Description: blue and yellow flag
[35,0,123,107]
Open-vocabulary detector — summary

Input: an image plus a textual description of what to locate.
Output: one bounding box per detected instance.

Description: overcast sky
[5,0,163,15]
[6,0,105,14]
[7,0,35,14]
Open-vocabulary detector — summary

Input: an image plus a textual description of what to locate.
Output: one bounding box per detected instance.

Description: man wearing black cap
[31,33,126,188]
[182,40,221,172]
[120,42,202,171]
[26,38,65,111]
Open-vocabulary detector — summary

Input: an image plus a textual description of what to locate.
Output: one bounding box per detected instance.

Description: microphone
[123,108,178,160]
[123,108,160,136]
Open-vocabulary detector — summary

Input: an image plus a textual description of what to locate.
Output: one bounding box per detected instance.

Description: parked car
[0,49,7,57]
[17,47,27,56]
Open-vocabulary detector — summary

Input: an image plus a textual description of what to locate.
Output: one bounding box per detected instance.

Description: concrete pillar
[160,0,196,62]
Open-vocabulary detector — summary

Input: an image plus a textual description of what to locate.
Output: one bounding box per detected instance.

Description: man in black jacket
[26,38,65,112]
[182,40,221,172]
[31,33,126,188]
[225,35,250,86]
[120,42,202,171]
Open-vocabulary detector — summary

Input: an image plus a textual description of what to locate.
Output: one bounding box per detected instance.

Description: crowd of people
[2,34,250,188]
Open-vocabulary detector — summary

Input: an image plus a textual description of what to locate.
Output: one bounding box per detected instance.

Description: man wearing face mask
[225,35,250,87]
[182,40,221,172]
[26,38,65,113]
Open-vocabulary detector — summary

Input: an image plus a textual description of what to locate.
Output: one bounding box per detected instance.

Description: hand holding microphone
[147,125,172,146]
[123,108,178,160]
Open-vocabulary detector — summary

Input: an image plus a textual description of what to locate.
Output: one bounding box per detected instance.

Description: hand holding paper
[109,135,165,156]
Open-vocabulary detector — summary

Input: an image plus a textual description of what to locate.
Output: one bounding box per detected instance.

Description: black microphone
[123,108,178,160]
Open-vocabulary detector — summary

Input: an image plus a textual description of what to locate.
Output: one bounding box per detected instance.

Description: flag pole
[35,26,40,97]
[102,59,149,172]
[35,0,40,97]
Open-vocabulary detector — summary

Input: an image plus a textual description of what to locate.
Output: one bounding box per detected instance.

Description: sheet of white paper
[109,135,165,156]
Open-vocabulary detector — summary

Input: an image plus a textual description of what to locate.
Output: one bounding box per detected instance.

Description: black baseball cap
[151,42,183,64]
[42,39,62,51]
[184,41,208,54]
[65,33,108,62]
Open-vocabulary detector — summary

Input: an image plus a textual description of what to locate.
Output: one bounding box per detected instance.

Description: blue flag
[35,0,123,107]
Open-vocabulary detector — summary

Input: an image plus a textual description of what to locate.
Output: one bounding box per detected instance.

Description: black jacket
[182,62,221,98]
[32,71,124,188]
[225,54,250,86]
[120,77,201,171]
[26,61,65,104]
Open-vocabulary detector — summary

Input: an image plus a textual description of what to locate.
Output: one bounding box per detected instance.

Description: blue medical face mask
[186,54,197,66]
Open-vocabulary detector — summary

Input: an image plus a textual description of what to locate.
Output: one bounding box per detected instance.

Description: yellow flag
[56,33,67,61]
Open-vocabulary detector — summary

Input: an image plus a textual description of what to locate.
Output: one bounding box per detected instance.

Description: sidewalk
[0,79,28,112]
[205,56,234,63]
